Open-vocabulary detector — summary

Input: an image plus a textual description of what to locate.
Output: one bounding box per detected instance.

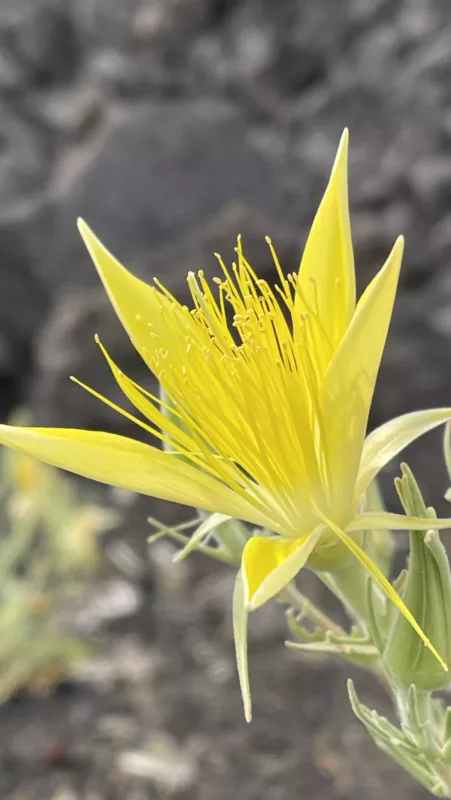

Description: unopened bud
[444,422,451,502]
[382,464,451,691]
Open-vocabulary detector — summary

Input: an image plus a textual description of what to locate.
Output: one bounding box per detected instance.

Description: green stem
[396,686,433,748]
[280,583,346,637]
[437,768,451,798]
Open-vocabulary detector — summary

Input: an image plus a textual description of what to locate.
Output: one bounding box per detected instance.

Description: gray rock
[0,105,52,211]
[0,0,79,89]
[47,99,290,290]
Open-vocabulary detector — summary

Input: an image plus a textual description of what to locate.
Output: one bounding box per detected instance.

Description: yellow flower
[0,130,451,696]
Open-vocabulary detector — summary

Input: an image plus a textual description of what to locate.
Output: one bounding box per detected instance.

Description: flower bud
[444,421,451,502]
[382,464,451,690]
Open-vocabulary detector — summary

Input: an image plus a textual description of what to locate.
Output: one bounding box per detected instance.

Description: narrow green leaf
[233,570,252,723]
[173,513,231,562]
[286,640,379,657]
[348,512,451,532]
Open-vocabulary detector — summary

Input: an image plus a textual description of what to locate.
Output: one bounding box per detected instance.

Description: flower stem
[280,583,346,637]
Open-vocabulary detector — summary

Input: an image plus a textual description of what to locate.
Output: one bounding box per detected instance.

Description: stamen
[70,376,168,444]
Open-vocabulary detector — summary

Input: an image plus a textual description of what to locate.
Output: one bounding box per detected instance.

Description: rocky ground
[1,0,451,797]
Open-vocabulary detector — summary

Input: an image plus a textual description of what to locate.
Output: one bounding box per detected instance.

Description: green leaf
[347,680,447,794]
[173,513,231,562]
[233,570,251,723]
[348,511,451,533]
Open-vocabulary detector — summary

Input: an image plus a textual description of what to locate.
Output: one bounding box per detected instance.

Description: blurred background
[0,0,451,797]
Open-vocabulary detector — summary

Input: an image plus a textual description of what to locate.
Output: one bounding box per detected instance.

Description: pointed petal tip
[382,233,404,278]
[77,219,96,256]
[77,217,101,257]
[332,129,349,175]
[77,217,125,290]
[394,234,405,255]
[339,127,349,149]
[77,217,91,239]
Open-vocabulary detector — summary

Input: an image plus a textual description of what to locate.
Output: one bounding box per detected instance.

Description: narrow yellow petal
[296,129,355,350]
[349,512,451,533]
[0,425,274,528]
[95,336,198,454]
[314,508,447,670]
[242,527,324,611]
[356,409,451,500]
[321,236,404,516]
[77,219,190,371]
[233,570,252,723]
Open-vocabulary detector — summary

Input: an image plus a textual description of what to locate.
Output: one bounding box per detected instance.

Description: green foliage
[0,436,116,699]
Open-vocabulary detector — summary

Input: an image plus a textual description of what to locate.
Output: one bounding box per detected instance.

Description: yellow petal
[296,129,355,350]
[349,512,451,533]
[0,425,274,528]
[233,570,252,723]
[314,508,447,670]
[356,408,451,500]
[95,336,198,454]
[242,527,324,611]
[321,236,404,516]
[77,220,193,371]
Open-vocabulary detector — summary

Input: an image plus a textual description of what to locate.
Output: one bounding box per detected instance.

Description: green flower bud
[382,464,451,691]
[444,421,451,502]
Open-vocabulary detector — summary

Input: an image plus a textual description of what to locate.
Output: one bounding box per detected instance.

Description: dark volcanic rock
[50,98,290,290]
